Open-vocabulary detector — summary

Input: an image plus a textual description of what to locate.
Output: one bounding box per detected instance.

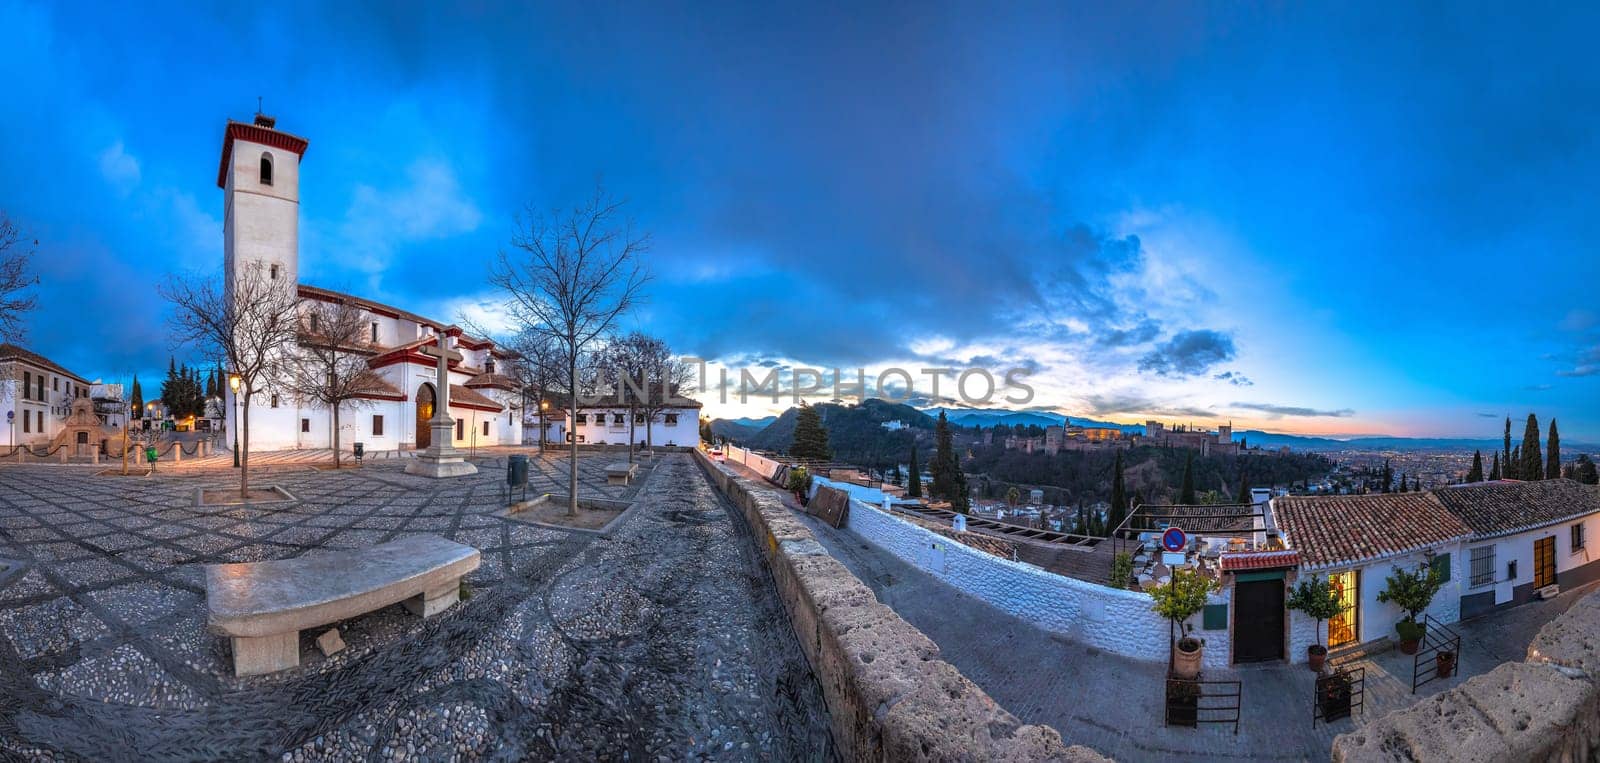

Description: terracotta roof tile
[1272,493,1470,570]
[1431,479,1600,539]
[0,343,89,384]
[1220,550,1301,571]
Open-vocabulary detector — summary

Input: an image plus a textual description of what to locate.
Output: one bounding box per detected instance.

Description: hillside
[738,399,938,464]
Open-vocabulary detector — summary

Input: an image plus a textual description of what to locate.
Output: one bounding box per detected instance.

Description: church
[218,114,523,454]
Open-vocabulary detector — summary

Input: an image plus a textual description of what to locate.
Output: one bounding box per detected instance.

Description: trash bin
[353,442,365,463]
[145,447,158,463]
[507,454,529,486]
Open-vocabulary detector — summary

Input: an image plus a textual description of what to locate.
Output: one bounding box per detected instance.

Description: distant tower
[1218,421,1232,443]
[219,112,308,294]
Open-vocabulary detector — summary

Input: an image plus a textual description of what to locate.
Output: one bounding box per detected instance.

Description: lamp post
[228,374,241,468]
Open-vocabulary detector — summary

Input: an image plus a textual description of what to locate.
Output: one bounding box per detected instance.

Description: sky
[1,1,1597,440]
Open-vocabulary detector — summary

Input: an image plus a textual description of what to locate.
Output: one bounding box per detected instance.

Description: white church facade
[217,114,522,454]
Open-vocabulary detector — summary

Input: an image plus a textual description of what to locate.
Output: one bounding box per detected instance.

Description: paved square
[0,452,833,760]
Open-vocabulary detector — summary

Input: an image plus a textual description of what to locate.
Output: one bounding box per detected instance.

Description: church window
[486,358,495,373]
[308,313,318,333]
[370,322,379,343]
[260,153,273,186]
[372,415,384,436]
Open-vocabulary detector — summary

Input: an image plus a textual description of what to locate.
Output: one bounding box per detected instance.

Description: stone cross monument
[405,329,478,478]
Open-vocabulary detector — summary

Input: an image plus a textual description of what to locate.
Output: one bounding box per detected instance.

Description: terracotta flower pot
[1308,645,1327,672]
[1172,639,1203,679]
[1436,650,1456,678]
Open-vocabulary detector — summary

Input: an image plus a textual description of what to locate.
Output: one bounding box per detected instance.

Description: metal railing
[1411,614,1462,693]
[1164,677,1242,733]
[1313,666,1365,726]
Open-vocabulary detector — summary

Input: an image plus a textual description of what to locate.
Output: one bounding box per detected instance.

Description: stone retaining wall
[845,497,1232,670]
[1333,590,1600,761]
[693,449,1109,762]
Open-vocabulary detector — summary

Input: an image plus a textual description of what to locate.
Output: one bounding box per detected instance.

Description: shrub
[1110,552,1134,590]
[1286,575,1345,648]
[1149,568,1218,648]
[1377,562,1444,625]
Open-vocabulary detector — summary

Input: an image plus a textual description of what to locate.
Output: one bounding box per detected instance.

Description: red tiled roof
[465,372,519,391]
[1220,549,1301,572]
[0,343,89,384]
[1271,493,1471,570]
[448,384,502,412]
[1432,479,1600,539]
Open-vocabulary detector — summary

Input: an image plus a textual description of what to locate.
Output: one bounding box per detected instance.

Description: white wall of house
[571,407,699,447]
[0,364,92,447]
[1461,515,1600,610]
[1287,547,1463,661]
[845,497,1231,668]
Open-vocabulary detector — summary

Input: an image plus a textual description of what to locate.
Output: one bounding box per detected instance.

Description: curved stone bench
[206,534,481,676]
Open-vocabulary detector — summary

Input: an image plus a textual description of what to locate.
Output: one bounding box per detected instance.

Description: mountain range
[711,405,1600,454]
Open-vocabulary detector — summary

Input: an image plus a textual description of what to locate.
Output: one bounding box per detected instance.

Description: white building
[216,114,523,454]
[0,344,100,447]
[569,385,702,448]
[1432,479,1600,618]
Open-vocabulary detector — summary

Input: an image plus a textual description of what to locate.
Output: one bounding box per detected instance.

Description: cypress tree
[1511,445,1522,480]
[931,411,957,500]
[789,402,832,461]
[1573,454,1598,485]
[1504,416,1513,481]
[1381,459,1393,492]
[1237,468,1251,505]
[130,374,144,419]
[1489,452,1501,481]
[1179,451,1196,504]
[951,471,971,514]
[1546,419,1561,480]
[1467,450,1484,483]
[1521,413,1542,481]
[906,443,922,498]
[1108,450,1128,532]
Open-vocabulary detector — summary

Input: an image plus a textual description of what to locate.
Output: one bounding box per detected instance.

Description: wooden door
[1534,536,1557,589]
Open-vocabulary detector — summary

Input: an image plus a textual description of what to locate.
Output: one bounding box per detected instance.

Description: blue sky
[2,2,1597,439]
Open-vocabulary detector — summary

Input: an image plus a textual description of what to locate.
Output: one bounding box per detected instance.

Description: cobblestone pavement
[0,453,833,761]
[788,499,1593,761]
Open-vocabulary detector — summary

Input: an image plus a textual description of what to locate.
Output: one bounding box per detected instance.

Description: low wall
[1333,589,1600,761]
[693,449,1109,762]
[846,498,1231,669]
[721,444,784,484]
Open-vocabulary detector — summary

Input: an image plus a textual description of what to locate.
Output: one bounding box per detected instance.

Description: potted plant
[1377,562,1444,655]
[1318,669,1354,721]
[1165,678,1200,727]
[1286,575,1345,672]
[786,466,813,504]
[1149,568,1218,679]
[1436,648,1457,678]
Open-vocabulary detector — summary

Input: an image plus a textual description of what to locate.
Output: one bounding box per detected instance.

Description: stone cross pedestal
[405,330,479,478]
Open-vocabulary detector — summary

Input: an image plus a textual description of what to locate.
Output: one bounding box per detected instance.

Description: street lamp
[228,374,241,468]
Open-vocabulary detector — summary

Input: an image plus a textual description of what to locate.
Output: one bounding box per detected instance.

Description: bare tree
[605,331,693,456]
[160,265,301,497]
[505,328,563,449]
[490,187,650,517]
[0,213,39,341]
[282,297,387,468]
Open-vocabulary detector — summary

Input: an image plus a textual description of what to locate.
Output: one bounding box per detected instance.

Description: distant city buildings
[990,418,1241,456]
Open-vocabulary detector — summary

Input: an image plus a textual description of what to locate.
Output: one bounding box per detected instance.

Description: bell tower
[219,112,308,293]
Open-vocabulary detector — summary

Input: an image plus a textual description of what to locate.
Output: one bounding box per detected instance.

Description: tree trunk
[332,403,341,468]
[240,397,251,499]
[646,414,653,452]
[628,405,636,464]
[568,356,578,518]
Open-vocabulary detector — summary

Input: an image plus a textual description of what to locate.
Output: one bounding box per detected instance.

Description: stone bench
[606,462,639,485]
[205,534,481,676]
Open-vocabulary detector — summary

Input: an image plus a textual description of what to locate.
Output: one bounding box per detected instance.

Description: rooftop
[1430,479,1600,539]
[0,343,90,384]
[1271,492,1470,570]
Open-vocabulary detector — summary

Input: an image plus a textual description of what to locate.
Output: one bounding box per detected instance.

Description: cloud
[1477,412,1501,418]
[1097,319,1161,348]
[1525,383,1553,391]
[1560,309,1597,332]
[1138,330,1236,377]
[1082,392,1213,419]
[334,158,482,275]
[1213,371,1253,387]
[98,141,140,194]
[1230,402,1355,418]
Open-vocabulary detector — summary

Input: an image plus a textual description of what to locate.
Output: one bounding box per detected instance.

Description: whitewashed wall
[846,498,1230,668]
[724,444,784,482]
[1287,549,1463,663]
